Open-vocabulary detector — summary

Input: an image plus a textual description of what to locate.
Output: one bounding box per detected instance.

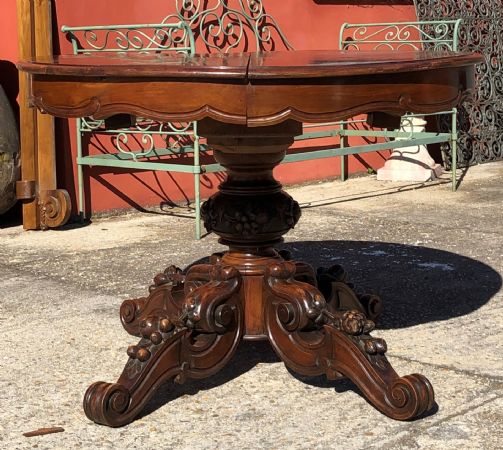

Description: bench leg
[451,108,458,192]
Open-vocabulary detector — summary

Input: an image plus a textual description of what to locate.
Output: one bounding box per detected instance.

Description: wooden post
[16,0,39,229]
[33,0,56,196]
[33,0,68,229]
[16,0,71,229]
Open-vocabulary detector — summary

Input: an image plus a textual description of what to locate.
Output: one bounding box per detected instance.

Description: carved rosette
[202,191,300,246]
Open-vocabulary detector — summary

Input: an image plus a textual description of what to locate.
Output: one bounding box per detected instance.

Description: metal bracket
[16,180,37,200]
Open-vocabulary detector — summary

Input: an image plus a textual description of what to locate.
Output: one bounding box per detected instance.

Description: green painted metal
[296,128,452,141]
[339,19,461,51]
[451,107,458,191]
[78,118,199,161]
[161,0,294,53]
[284,135,453,163]
[193,121,201,239]
[78,143,204,162]
[61,21,193,54]
[202,163,225,173]
[76,117,85,220]
[76,157,202,173]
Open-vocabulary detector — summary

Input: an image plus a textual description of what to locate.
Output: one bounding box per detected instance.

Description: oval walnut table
[19,50,483,427]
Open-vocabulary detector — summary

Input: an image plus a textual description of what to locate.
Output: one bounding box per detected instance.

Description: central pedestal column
[199,119,303,339]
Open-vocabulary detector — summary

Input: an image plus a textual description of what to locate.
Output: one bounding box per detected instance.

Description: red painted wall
[1,1,417,215]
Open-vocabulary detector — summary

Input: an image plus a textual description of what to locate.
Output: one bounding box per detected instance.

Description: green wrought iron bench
[335,19,462,186]
[61,2,461,239]
[61,20,213,240]
[292,20,462,185]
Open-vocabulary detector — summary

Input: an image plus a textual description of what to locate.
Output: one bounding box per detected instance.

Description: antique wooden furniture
[18,49,482,427]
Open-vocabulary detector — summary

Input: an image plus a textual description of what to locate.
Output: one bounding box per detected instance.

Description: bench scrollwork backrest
[162,0,293,53]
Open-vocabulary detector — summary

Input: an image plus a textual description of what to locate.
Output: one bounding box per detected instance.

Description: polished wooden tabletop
[19,49,482,79]
[18,49,483,126]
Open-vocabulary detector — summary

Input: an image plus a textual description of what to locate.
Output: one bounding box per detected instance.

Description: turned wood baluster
[199,119,302,339]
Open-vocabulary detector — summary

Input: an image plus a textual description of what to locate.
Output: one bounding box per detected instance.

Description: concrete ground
[0,162,502,450]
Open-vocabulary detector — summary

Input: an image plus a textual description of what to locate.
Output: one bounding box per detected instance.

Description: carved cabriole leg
[321,324,434,420]
[265,261,434,421]
[83,265,243,427]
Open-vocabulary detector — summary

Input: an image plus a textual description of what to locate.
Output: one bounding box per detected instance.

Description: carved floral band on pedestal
[201,191,301,246]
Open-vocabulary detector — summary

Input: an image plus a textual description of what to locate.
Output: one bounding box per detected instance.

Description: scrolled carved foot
[38,189,71,229]
[83,326,188,427]
[320,310,434,420]
[83,382,131,427]
[84,263,244,427]
[265,261,434,421]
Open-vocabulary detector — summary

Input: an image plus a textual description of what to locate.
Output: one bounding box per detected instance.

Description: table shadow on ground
[280,240,501,329]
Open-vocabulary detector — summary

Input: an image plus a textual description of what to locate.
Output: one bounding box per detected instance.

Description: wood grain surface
[18,51,481,127]
[18,50,482,127]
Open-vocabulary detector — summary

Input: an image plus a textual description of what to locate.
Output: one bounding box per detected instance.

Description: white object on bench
[377,116,443,182]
